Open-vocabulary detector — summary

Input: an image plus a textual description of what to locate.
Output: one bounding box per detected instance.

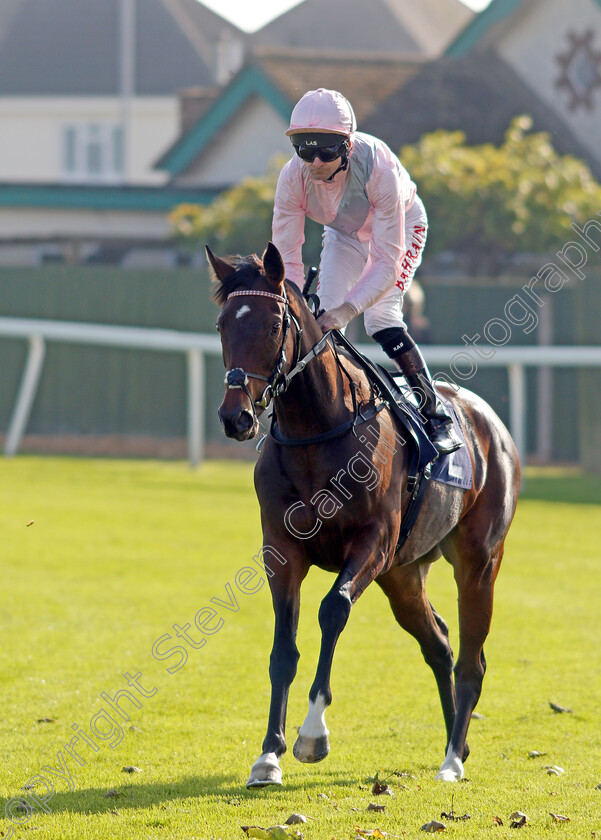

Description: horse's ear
[205,245,235,282]
[262,242,285,291]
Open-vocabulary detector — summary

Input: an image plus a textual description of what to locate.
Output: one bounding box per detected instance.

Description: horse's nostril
[236,410,254,433]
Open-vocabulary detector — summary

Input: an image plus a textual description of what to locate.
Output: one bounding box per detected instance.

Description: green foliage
[170,157,322,265]
[401,115,601,273]
[1,458,601,839]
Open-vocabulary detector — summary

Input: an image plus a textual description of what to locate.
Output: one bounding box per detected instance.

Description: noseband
[223,289,304,418]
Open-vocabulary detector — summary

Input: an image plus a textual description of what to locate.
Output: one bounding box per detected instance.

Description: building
[0,0,245,262]
[364,0,601,174]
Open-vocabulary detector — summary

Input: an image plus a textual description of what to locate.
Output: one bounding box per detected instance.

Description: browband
[227,290,286,303]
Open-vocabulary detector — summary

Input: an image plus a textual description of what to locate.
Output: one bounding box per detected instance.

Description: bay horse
[208,242,520,787]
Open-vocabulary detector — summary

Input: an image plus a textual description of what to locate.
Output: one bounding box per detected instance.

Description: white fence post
[187,348,205,467]
[4,334,46,456]
[508,362,527,467]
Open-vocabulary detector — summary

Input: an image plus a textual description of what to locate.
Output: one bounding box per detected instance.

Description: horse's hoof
[435,752,464,782]
[246,753,283,788]
[293,734,330,763]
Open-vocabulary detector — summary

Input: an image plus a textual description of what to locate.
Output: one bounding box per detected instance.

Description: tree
[400,115,601,274]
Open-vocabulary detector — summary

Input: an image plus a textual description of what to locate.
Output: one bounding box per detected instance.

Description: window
[61,123,125,182]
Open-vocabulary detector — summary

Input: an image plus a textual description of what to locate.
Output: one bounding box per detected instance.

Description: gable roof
[157,48,422,177]
[0,0,245,95]
[447,0,601,56]
[253,47,423,123]
[362,49,600,177]
[252,0,473,57]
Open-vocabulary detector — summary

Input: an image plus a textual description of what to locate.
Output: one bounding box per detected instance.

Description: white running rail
[1,317,601,466]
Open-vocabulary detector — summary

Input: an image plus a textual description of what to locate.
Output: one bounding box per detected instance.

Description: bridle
[222,285,386,447]
[223,288,329,421]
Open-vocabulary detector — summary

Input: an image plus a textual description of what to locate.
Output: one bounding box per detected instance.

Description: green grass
[0,457,600,840]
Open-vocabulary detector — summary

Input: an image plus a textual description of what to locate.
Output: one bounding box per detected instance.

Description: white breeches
[318,196,428,336]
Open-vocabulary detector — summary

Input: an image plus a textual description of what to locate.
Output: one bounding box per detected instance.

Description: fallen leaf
[121,766,142,773]
[354,829,389,838]
[367,804,386,813]
[420,821,445,832]
[543,765,565,776]
[528,751,546,758]
[372,781,393,796]
[104,790,120,798]
[21,784,36,790]
[471,712,485,719]
[595,783,601,790]
[549,702,572,714]
[27,520,35,527]
[510,812,527,829]
[492,816,504,826]
[285,815,307,825]
[440,811,471,821]
[36,718,56,724]
[317,793,329,800]
[549,813,570,822]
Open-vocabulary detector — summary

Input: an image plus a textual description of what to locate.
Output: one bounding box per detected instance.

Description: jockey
[272,87,462,455]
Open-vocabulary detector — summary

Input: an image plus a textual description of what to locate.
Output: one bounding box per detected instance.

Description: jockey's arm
[272,162,306,291]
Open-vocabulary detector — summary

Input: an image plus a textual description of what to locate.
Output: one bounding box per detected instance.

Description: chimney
[216,30,244,85]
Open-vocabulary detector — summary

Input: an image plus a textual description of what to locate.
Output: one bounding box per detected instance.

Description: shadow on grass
[1,770,363,821]
[521,468,601,505]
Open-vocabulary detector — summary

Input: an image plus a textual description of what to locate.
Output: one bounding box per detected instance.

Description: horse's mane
[211,254,263,305]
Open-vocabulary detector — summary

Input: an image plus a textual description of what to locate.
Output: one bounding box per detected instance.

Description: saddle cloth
[378,368,473,491]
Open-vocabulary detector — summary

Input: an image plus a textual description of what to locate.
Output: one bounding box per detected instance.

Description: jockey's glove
[317,301,359,333]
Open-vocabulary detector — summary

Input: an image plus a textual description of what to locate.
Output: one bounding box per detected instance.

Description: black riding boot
[373,327,463,455]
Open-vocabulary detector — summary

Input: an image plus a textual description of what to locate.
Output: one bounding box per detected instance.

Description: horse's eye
[271,321,281,335]
[215,321,221,333]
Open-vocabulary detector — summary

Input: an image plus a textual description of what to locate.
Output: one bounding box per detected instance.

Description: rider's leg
[371,326,463,455]
[365,198,462,455]
[318,228,367,316]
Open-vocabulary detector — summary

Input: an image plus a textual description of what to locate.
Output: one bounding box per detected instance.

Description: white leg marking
[299,694,329,739]
[435,746,464,782]
[293,693,331,763]
[246,751,282,788]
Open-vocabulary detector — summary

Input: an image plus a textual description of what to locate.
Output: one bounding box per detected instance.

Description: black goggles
[293,140,348,163]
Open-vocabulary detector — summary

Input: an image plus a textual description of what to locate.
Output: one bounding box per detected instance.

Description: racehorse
[208,242,520,787]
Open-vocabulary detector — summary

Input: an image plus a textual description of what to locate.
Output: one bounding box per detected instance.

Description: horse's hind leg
[435,539,504,782]
[376,561,457,752]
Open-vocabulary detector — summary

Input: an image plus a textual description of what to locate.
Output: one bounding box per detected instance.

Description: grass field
[0,456,600,840]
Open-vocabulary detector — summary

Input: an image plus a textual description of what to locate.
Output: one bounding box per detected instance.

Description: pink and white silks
[272,131,428,336]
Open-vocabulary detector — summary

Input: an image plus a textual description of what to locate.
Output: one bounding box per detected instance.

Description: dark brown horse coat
[209,243,520,787]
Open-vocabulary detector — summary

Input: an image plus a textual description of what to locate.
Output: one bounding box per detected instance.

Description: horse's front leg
[294,541,383,764]
[247,549,309,788]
